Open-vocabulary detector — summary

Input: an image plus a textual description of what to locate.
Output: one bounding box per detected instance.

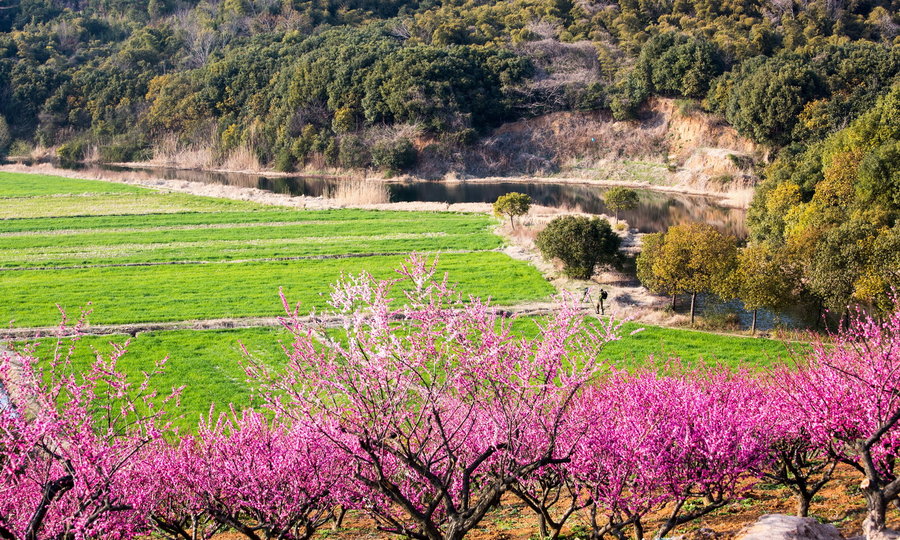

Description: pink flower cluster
[3,256,900,539]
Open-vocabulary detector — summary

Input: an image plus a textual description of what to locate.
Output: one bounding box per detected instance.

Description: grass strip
[0,252,554,327]
[0,171,148,197]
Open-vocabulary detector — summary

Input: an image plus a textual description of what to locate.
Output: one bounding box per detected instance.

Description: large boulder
[736,514,844,540]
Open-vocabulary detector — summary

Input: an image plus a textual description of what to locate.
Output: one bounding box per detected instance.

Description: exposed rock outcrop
[736,514,845,540]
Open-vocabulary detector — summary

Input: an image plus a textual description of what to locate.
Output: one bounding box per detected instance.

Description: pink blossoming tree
[777,308,900,539]
[132,409,347,540]
[753,381,838,517]
[569,370,770,539]
[246,255,622,540]
[0,315,179,540]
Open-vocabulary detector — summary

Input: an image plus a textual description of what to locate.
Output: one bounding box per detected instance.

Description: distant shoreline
[107,161,754,209]
[1,161,752,211]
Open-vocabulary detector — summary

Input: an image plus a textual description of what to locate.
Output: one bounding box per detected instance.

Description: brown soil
[250,464,879,539]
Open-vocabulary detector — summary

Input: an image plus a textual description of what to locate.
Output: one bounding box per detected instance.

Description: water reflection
[391,182,746,237]
[99,165,746,237]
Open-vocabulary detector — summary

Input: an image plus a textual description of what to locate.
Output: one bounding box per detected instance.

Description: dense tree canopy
[536,216,622,280]
[0,0,894,173]
[636,223,738,325]
[747,86,900,312]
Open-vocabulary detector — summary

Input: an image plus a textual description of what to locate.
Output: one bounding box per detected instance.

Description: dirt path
[0,302,564,339]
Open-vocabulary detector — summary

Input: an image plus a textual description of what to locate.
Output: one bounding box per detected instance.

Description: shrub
[331,106,356,133]
[57,139,90,163]
[535,216,622,280]
[99,142,151,163]
[274,148,295,172]
[727,153,755,170]
[337,135,371,169]
[9,139,31,157]
[371,138,417,174]
[0,116,10,159]
[443,128,477,146]
[675,99,700,115]
[575,82,609,112]
[610,74,649,121]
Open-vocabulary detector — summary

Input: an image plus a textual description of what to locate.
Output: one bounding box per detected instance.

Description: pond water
[98,165,746,237]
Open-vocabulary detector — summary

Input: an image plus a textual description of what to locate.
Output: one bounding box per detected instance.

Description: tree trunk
[632,518,644,540]
[538,514,549,539]
[751,308,758,335]
[509,215,514,229]
[815,299,824,330]
[332,507,347,531]
[690,292,697,327]
[861,489,900,540]
[796,494,810,518]
[671,294,677,310]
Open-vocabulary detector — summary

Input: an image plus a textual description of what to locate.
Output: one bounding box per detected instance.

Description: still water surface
[101,166,746,237]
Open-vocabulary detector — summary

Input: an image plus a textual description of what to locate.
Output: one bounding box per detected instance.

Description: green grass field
[2,252,553,327]
[0,214,501,268]
[27,318,792,430]
[0,171,551,327]
[0,172,148,197]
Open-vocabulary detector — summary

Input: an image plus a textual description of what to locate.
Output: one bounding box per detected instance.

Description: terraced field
[0,171,551,328]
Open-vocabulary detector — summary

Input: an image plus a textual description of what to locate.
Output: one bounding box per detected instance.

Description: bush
[99,142,151,163]
[610,73,649,121]
[535,216,621,280]
[575,82,609,112]
[0,116,10,159]
[727,153,755,170]
[9,140,31,157]
[57,139,90,163]
[443,128,477,146]
[337,135,371,169]
[274,148,295,172]
[371,138,416,174]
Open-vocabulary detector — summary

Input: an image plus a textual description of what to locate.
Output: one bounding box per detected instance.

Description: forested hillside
[0,1,898,312]
[0,0,895,168]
